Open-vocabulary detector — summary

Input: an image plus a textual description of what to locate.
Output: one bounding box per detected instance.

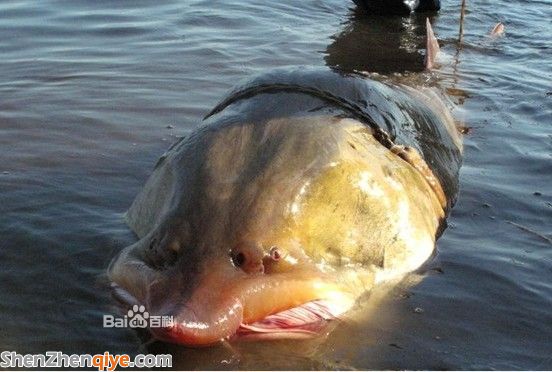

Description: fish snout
[149,294,244,347]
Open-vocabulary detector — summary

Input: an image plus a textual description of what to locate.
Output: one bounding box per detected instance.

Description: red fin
[490,22,505,37]
[424,18,440,70]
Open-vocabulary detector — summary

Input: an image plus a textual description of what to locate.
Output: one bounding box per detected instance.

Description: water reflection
[325,9,438,74]
[147,334,334,370]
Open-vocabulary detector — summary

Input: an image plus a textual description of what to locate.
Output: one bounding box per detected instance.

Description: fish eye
[149,237,158,250]
[232,252,246,267]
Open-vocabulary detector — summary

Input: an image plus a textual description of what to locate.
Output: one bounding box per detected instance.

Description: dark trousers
[353,0,441,14]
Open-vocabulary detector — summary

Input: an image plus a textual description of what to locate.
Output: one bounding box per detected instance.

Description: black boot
[353,0,440,15]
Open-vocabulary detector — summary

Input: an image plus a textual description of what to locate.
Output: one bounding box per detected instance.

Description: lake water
[1,0,550,369]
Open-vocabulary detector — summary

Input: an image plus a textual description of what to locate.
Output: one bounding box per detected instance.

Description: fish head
[108,115,444,346]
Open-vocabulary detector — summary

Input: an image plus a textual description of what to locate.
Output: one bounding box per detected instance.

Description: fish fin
[424,18,440,70]
[490,22,505,37]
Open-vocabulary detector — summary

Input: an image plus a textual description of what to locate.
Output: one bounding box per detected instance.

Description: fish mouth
[110,274,354,346]
[150,298,352,345]
[234,299,350,341]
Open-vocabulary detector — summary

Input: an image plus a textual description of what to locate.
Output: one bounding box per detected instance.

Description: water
[0,0,550,369]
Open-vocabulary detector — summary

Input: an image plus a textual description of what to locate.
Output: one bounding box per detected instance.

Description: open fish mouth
[152,298,353,345]
[110,281,353,345]
[234,299,350,341]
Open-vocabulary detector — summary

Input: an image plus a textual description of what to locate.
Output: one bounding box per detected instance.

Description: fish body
[108,68,462,346]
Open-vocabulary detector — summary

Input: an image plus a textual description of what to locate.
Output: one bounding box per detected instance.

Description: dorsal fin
[424,18,440,70]
[490,22,505,37]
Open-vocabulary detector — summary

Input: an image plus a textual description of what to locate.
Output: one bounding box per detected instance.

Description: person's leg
[416,0,441,12]
[353,0,440,15]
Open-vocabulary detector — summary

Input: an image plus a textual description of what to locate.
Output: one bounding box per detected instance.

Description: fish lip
[148,315,243,347]
[109,282,243,346]
[146,294,245,347]
[109,277,353,346]
[151,298,347,345]
[109,283,343,344]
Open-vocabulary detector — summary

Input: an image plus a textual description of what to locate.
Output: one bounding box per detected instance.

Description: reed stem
[459,0,466,42]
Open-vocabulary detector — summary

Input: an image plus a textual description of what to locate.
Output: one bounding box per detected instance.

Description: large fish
[107,65,462,346]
